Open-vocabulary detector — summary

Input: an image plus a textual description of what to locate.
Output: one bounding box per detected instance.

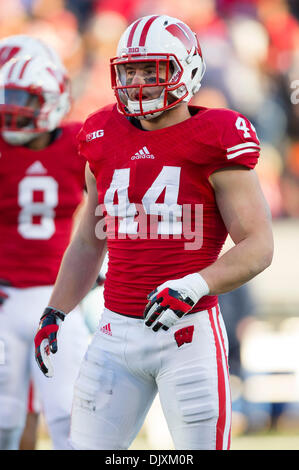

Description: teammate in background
[34,15,273,450]
[0,42,89,449]
[0,35,69,84]
[0,35,73,451]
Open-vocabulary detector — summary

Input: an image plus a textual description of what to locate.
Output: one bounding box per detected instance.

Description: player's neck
[25,132,53,150]
[139,102,191,131]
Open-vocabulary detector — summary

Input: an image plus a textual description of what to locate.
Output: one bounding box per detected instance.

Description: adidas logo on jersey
[100,323,112,336]
[131,146,155,160]
[26,161,47,175]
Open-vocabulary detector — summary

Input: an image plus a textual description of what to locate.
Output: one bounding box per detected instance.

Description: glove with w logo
[143,273,209,332]
[34,307,66,377]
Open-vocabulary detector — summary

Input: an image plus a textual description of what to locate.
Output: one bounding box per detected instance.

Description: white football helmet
[110,15,206,119]
[0,34,65,70]
[0,55,71,145]
[0,35,70,109]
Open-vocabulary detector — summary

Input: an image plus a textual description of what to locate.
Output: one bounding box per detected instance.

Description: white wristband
[182,273,210,302]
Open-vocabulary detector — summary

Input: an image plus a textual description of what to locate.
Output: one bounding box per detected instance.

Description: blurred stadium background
[2,0,299,450]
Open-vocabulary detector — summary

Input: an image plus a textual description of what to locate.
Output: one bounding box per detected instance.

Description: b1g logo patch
[174,325,194,348]
[86,129,104,142]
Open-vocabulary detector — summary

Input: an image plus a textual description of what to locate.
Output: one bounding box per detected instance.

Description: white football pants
[0,285,89,449]
[70,306,231,450]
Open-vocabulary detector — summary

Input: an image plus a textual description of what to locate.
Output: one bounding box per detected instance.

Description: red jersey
[0,122,86,287]
[78,104,260,318]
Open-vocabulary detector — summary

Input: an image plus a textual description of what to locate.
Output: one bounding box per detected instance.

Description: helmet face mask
[111,53,186,119]
[110,15,206,120]
[0,87,44,131]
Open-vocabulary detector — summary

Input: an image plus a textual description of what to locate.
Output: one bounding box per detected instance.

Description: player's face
[124,61,168,101]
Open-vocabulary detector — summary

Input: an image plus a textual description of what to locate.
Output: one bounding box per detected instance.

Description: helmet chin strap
[126,90,167,120]
[1,130,43,146]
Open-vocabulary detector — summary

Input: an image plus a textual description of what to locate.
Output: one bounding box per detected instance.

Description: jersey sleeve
[76,109,108,177]
[76,118,96,175]
[206,109,260,176]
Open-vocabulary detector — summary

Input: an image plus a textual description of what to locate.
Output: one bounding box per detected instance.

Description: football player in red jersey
[34,15,273,450]
[0,42,89,449]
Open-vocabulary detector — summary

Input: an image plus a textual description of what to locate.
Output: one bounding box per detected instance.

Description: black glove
[34,307,66,377]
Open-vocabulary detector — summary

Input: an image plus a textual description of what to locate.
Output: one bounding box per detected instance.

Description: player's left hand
[143,273,209,332]
[34,307,66,378]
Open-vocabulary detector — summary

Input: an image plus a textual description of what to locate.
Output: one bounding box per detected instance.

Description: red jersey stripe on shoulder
[139,15,160,47]
[127,18,142,47]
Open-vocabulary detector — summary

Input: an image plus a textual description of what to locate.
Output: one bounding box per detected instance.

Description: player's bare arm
[145,167,273,332]
[34,164,106,377]
[47,163,107,313]
[201,167,273,293]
